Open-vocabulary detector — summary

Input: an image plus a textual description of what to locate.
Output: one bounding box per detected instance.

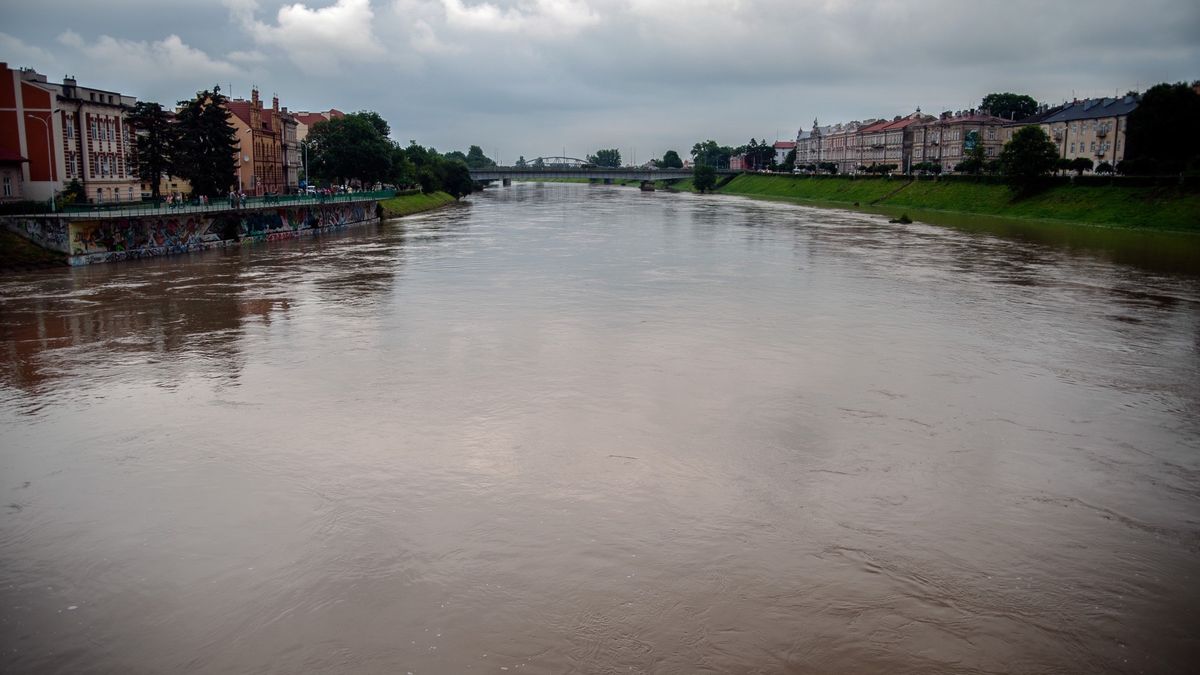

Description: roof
[0,147,29,163]
[226,99,276,132]
[774,141,796,149]
[1041,96,1138,124]
[858,120,891,134]
[294,112,330,126]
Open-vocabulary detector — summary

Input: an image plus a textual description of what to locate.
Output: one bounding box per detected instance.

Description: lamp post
[25,111,58,211]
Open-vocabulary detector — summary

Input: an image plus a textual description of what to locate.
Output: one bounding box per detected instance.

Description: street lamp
[25,110,59,211]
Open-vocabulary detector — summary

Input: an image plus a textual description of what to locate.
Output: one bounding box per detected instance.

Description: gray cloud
[4,0,1198,161]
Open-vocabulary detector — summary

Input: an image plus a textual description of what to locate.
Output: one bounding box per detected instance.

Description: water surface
[2,183,1199,673]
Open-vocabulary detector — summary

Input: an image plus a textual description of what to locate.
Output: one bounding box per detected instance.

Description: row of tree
[125,84,482,202]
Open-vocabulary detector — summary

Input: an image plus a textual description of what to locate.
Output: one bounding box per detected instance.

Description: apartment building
[0,63,139,203]
[913,110,1009,172]
[227,88,293,195]
[1011,96,1138,167]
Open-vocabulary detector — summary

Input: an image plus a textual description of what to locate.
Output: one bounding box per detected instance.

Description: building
[0,63,139,203]
[1011,96,1138,168]
[730,153,748,171]
[773,140,795,165]
[913,109,1008,172]
[227,88,288,195]
[280,110,300,192]
[0,147,28,202]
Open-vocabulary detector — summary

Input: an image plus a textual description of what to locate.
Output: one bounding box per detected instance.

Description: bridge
[470,159,739,184]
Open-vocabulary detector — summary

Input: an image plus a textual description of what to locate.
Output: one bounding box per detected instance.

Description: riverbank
[377,191,458,218]
[687,174,1200,233]
[0,229,67,271]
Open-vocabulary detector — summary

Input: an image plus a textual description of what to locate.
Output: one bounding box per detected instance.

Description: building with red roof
[226,88,299,194]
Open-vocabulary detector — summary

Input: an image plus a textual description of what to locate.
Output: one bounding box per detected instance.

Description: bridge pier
[603,178,613,185]
[502,178,511,187]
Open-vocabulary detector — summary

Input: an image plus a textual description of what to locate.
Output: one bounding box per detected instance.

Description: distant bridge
[470,165,738,182]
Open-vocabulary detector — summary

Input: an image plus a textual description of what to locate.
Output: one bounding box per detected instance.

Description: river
[2,183,1199,674]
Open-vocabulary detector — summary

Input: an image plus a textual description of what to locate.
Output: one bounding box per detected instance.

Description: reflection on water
[1,184,1199,674]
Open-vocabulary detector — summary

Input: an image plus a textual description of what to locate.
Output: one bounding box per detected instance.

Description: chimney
[251,87,259,106]
[272,95,279,112]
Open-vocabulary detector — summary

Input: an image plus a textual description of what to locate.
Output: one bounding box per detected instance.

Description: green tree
[1070,157,1094,176]
[436,160,475,198]
[307,112,394,186]
[1096,161,1115,174]
[690,140,733,169]
[660,150,683,168]
[127,101,178,201]
[1055,157,1074,175]
[465,145,496,169]
[693,164,716,192]
[443,150,468,163]
[956,142,986,174]
[532,157,545,168]
[62,178,87,204]
[780,148,796,173]
[174,86,239,197]
[515,155,527,168]
[999,126,1060,194]
[1125,82,1200,174]
[981,92,1039,121]
[588,148,621,167]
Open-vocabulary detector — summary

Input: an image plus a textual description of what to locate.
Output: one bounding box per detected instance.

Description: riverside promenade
[1,190,395,266]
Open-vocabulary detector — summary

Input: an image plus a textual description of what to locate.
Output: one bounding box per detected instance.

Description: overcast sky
[3,0,1198,162]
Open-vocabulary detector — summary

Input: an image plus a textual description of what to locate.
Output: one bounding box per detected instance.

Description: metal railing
[13,190,398,219]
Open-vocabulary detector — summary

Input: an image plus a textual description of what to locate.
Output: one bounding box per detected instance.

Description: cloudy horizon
[3,0,1198,162]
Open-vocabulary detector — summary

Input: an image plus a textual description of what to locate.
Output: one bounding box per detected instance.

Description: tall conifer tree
[127,101,178,201]
[174,86,239,197]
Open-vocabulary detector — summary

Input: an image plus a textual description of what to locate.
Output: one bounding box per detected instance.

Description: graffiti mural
[5,217,70,253]
[2,200,381,266]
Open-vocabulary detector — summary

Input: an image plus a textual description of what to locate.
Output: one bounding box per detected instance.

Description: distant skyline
[3,0,1198,162]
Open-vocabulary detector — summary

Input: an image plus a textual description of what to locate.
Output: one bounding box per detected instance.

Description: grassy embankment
[697,174,1200,232]
[377,191,458,218]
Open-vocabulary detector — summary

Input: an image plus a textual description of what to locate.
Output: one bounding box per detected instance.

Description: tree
[999,126,1060,194]
[127,101,178,201]
[443,150,468,164]
[1096,161,1115,175]
[436,160,474,198]
[818,161,838,174]
[956,141,986,174]
[981,92,1039,121]
[464,145,496,169]
[1070,157,1094,176]
[690,140,733,169]
[515,155,527,168]
[307,112,394,187]
[532,157,545,168]
[780,148,796,173]
[1055,157,1074,175]
[174,86,239,197]
[62,179,87,204]
[588,148,621,167]
[693,164,716,193]
[1125,82,1200,174]
[660,150,683,168]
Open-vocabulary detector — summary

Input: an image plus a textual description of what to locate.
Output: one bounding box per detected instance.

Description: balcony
[1096,127,1108,138]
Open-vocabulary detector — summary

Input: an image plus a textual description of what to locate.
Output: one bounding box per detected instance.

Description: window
[3,176,11,197]
[1070,143,1075,153]
[1090,142,1096,151]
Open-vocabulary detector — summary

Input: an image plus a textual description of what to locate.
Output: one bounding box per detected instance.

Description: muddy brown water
[2,183,1199,674]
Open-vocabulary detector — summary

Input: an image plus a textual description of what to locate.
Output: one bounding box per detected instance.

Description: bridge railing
[7,190,397,219]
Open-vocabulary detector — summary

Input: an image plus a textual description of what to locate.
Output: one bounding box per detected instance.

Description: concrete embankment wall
[2,201,380,266]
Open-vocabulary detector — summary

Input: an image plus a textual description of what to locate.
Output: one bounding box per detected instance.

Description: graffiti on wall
[5,218,70,253]
[57,201,379,265]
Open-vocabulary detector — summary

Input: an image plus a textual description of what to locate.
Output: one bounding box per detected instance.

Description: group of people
[163,193,209,209]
